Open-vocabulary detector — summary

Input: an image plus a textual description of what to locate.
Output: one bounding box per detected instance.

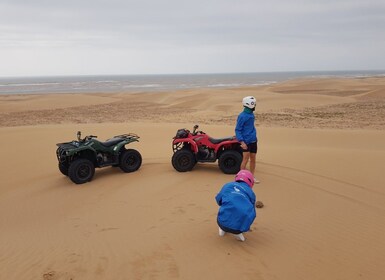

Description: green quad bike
[56,131,142,184]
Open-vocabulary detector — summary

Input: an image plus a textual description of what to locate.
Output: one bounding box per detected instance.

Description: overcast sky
[0,0,384,76]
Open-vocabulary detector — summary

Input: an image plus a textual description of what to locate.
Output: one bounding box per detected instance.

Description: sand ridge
[1,77,384,129]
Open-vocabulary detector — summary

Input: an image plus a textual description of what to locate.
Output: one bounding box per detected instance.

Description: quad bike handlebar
[192,125,199,135]
[76,131,139,143]
[192,124,205,136]
[77,131,97,142]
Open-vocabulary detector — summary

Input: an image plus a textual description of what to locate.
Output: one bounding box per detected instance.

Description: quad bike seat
[98,137,125,147]
[208,136,235,144]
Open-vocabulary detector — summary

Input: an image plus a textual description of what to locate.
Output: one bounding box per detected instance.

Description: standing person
[215,170,256,242]
[235,96,260,184]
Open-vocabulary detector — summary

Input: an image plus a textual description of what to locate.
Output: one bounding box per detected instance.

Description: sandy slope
[0,77,385,280]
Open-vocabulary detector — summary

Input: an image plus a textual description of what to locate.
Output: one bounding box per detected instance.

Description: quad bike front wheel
[68,158,95,184]
[172,149,196,172]
[58,162,69,176]
[218,150,242,174]
[119,149,142,172]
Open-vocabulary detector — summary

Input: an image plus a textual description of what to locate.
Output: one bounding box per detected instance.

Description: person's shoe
[234,233,245,242]
[218,227,226,237]
[254,177,260,184]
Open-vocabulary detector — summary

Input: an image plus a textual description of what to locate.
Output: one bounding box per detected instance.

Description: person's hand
[240,141,247,150]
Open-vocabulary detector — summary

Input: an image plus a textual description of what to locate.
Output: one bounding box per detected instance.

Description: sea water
[0,70,384,95]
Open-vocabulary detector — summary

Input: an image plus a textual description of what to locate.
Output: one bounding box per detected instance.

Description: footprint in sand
[130,244,179,278]
[43,270,74,280]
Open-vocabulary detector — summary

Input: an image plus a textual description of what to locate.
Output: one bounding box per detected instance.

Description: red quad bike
[172,124,243,174]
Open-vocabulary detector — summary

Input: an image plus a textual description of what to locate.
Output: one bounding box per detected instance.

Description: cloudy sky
[0,0,384,76]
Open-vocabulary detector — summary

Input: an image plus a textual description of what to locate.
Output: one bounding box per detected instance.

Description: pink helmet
[235,169,254,188]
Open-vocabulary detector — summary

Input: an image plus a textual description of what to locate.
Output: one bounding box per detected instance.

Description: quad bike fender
[56,141,72,147]
[66,145,97,157]
[113,139,139,154]
[173,138,199,153]
[214,139,241,153]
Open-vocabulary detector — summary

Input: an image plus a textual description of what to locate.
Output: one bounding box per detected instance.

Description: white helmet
[242,96,256,109]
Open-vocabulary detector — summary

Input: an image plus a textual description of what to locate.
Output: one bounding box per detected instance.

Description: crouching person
[215,170,256,242]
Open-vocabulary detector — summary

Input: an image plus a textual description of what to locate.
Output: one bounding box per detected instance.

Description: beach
[0,76,385,279]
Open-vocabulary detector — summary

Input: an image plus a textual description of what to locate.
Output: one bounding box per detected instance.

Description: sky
[0,0,384,77]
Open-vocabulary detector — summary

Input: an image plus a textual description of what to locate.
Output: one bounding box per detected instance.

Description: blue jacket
[235,108,257,144]
[215,181,256,233]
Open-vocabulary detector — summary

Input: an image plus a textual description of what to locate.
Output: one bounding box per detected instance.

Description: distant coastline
[0,70,384,95]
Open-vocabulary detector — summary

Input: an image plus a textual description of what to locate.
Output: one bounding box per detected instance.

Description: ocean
[0,70,384,95]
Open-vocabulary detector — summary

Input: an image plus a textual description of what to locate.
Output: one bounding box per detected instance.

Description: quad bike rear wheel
[68,158,95,184]
[172,149,196,172]
[218,150,242,174]
[119,149,142,172]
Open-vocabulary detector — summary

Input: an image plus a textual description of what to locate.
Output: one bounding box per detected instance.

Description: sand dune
[0,77,385,279]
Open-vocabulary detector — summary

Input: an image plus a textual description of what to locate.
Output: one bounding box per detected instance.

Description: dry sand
[0,77,384,279]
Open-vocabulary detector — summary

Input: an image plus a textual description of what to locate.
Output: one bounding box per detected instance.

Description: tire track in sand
[259,161,385,212]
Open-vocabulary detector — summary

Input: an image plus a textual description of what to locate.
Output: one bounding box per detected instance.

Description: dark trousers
[217,219,242,234]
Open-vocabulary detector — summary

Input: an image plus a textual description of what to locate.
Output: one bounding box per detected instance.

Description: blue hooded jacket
[215,181,256,233]
[235,108,257,145]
